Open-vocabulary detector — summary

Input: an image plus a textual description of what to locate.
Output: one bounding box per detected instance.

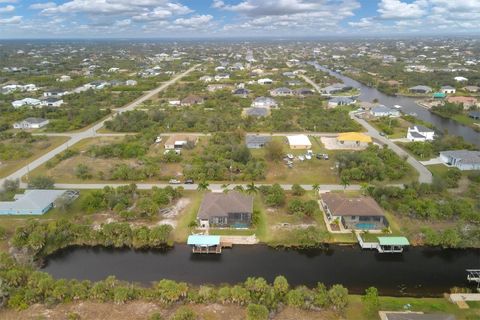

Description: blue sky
[1,0,480,38]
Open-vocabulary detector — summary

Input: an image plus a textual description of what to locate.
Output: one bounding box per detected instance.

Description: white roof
[0,190,67,212]
[287,135,311,146]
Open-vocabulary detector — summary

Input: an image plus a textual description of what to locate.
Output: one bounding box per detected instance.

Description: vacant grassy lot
[0,136,69,178]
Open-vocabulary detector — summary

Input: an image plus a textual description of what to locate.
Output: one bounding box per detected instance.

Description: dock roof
[187,235,221,246]
[377,237,410,246]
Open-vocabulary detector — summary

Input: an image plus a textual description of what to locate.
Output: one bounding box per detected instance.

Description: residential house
[0,190,75,215]
[440,150,480,170]
[270,87,293,97]
[336,132,372,148]
[454,76,468,82]
[125,80,138,86]
[370,105,401,117]
[13,117,49,129]
[245,135,271,149]
[469,111,480,120]
[214,74,230,81]
[168,100,181,106]
[463,85,480,93]
[320,192,388,230]
[257,78,273,85]
[232,88,250,98]
[409,85,432,94]
[164,134,198,150]
[43,89,69,97]
[181,95,204,106]
[328,96,355,108]
[207,84,232,92]
[251,96,278,109]
[294,88,314,97]
[282,71,295,78]
[407,125,435,142]
[86,80,109,90]
[440,85,456,94]
[57,75,71,82]
[446,96,478,110]
[197,191,254,228]
[12,98,42,108]
[287,134,311,149]
[320,83,352,95]
[42,97,64,107]
[286,80,302,86]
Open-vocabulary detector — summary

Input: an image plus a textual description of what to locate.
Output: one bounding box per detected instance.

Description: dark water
[42,244,480,296]
[311,63,480,147]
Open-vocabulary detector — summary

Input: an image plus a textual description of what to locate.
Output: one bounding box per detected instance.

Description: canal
[42,244,480,297]
[311,62,480,147]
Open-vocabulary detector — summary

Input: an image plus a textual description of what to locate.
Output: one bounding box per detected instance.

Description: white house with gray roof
[407,125,435,142]
[13,117,49,129]
[370,105,400,117]
[440,150,480,171]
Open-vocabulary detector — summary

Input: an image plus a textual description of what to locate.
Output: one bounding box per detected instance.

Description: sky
[0,0,480,38]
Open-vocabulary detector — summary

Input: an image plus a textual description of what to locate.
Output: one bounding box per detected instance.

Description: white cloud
[0,4,14,12]
[173,14,213,28]
[29,2,57,10]
[378,0,428,19]
[0,15,21,24]
[0,0,17,3]
[348,17,378,28]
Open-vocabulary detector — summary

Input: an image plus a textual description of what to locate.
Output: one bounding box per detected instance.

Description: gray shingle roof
[198,191,253,219]
[440,150,480,165]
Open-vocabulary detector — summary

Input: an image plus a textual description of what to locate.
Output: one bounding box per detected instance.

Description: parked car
[184,179,194,184]
[379,132,386,137]
[286,154,294,159]
[298,155,305,161]
[169,179,181,184]
[316,153,324,160]
[323,154,329,160]
[305,154,312,160]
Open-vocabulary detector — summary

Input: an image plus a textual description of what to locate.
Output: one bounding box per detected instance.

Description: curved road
[0,65,200,188]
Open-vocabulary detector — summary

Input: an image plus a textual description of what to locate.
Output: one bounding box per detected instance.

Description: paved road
[350,112,433,184]
[51,183,362,191]
[0,65,200,187]
[300,73,432,184]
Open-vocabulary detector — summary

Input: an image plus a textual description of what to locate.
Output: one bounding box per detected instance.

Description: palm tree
[221,183,230,194]
[245,182,259,195]
[233,185,245,193]
[197,181,210,191]
[311,183,320,196]
[340,176,350,190]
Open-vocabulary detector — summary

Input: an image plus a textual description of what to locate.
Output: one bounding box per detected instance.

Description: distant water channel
[311,62,480,147]
[42,244,480,297]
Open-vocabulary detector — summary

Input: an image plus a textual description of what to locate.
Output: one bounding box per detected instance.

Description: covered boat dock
[187,235,222,254]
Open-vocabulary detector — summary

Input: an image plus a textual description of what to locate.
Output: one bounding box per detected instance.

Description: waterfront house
[0,190,73,215]
[463,85,480,93]
[408,85,432,94]
[287,134,312,149]
[13,117,49,129]
[320,83,352,95]
[370,105,400,117]
[446,96,478,110]
[407,125,435,142]
[197,191,254,229]
[469,111,480,120]
[164,134,198,150]
[336,132,372,148]
[439,150,480,171]
[320,192,388,230]
[246,135,271,149]
[440,86,456,94]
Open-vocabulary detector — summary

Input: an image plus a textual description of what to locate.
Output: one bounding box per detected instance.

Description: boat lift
[467,269,480,291]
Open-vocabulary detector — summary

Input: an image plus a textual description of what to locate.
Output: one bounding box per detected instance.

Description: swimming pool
[355,223,376,230]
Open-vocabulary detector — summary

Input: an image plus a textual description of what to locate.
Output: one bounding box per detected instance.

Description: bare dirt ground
[320,137,367,150]
[0,302,340,320]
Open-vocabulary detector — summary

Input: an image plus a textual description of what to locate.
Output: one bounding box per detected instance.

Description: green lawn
[347,295,480,320]
[172,191,204,242]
